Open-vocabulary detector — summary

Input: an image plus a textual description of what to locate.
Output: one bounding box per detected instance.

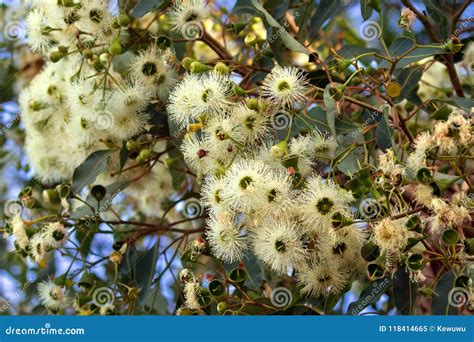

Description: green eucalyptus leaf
[72,150,113,194]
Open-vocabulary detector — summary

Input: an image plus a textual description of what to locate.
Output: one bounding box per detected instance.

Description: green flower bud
[244,33,258,46]
[50,51,65,63]
[361,241,380,262]
[108,39,123,55]
[118,13,130,27]
[214,62,230,75]
[99,52,111,64]
[58,45,68,54]
[270,140,288,159]
[367,263,384,279]
[42,189,60,204]
[83,48,94,59]
[416,167,433,185]
[190,61,213,73]
[246,98,259,110]
[217,301,228,314]
[126,140,140,152]
[228,268,247,286]
[181,57,195,69]
[139,149,152,161]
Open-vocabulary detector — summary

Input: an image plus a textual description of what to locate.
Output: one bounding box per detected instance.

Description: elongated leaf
[438,97,473,112]
[380,37,446,69]
[394,67,423,103]
[375,106,393,152]
[132,0,170,16]
[423,0,449,39]
[431,270,458,315]
[252,0,307,54]
[323,85,337,136]
[347,277,391,315]
[393,268,418,315]
[72,150,112,194]
[309,0,346,35]
[360,0,373,20]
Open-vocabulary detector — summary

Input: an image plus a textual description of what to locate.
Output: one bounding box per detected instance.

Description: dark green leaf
[375,106,393,152]
[132,0,170,16]
[309,0,346,35]
[360,0,373,20]
[347,277,391,315]
[72,150,112,194]
[431,270,458,315]
[252,0,307,54]
[393,268,418,315]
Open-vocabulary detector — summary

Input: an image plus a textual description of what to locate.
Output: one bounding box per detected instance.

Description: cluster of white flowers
[20,0,181,217]
[168,66,367,297]
[8,215,68,266]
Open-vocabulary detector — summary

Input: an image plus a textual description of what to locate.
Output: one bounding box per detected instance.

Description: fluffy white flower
[26,8,54,53]
[230,103,270,144]
[42,222,68,249]
[168,0,210,34]
[252,219,307,274]
[297,175,354,233]
[29,233,46,264]
[167,72,232,128]
[203,117,239,164]
[201,175,227,212]
[181,134,214,174]
[38,280,70,312]
[11,215,28,250]
[130,46,177,99]
[261,66,309,108]
[298,260,348,297]
[221,159,273,213]
[183,282,201,310]
[372,217,410,252]
[75,0,113,36]
[206,212,247,263]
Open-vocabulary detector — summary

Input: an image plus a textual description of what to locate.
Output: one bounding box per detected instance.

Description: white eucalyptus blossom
[261,66,309,108]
